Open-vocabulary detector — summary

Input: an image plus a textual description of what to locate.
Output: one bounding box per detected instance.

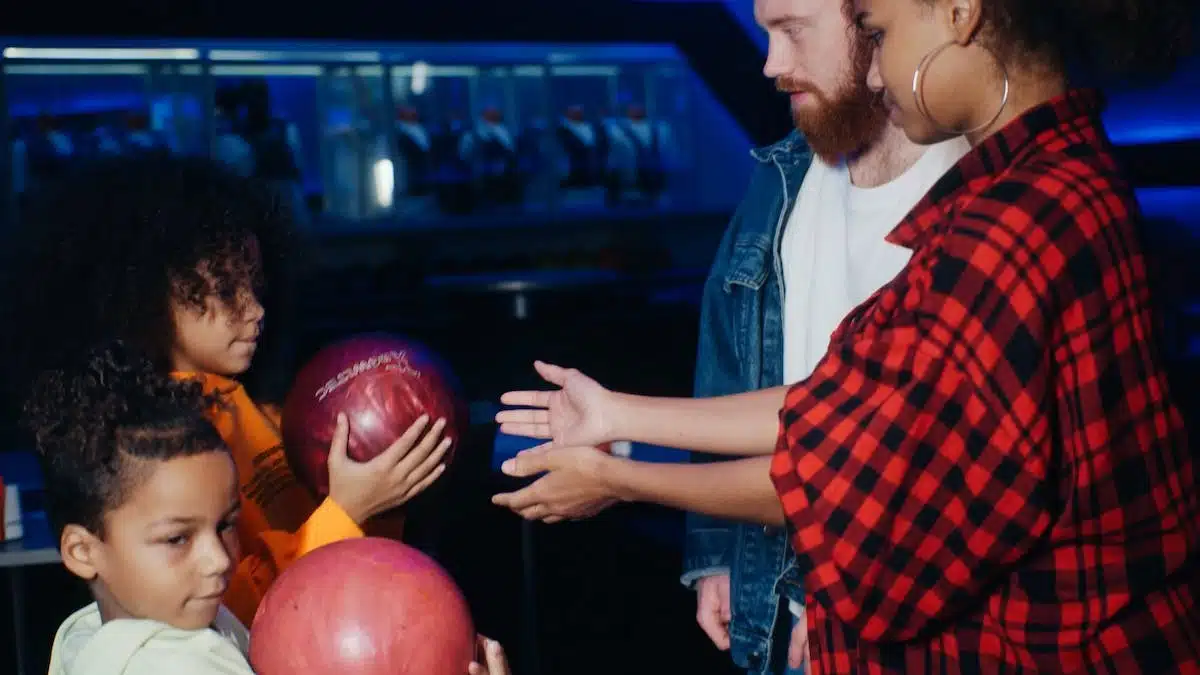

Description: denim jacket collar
[750,130,811,168]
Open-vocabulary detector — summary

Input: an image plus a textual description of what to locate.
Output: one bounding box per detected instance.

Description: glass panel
[458,65,524,213]
[475,66,514,121]
[320,64,392,223]
[390,63,477,217]
[4,62,150,204]
[512,65,550,123]
[146,63,208,156]
[0,43,726,224]
[613,61,693,209]
[547,64,618,212]
[511,65,554,212]
[209,64,320,228]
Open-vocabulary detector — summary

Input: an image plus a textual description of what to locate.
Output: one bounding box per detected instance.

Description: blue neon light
[2,38,1197,144]
[1136,187,1200,225]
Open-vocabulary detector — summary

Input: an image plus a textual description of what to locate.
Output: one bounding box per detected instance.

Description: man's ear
[60,524,103,582]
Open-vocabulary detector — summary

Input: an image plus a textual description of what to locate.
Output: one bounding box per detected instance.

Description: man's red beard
[776,41,887,161]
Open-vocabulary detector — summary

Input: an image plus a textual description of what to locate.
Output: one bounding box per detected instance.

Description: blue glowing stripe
[8,95,147,118]
[1103,54,1200,144]
[0,38,685,65]
[1136,187,1200,222]
[1105,112,1200,144]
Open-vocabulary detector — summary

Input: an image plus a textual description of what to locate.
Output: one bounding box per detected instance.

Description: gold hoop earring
[910,39,1009,136]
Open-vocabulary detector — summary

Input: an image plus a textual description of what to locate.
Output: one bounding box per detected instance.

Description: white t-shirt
[778,138,970,621]
[781,138,970,385]
[48,602,252,675]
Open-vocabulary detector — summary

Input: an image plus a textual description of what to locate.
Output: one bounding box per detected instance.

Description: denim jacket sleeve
[680,173,762,587]
[681,225,738,585]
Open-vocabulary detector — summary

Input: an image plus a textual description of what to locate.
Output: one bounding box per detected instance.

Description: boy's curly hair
[22,341,228,539]
[0,155,292,418]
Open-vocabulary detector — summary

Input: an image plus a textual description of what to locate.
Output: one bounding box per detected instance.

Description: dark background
[0,2,1198,674]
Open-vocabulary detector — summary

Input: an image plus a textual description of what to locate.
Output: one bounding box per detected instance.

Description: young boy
[26,342,256,674]
[26,341,514,675]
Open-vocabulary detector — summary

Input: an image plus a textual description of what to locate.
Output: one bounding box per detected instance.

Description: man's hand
[695,574,732,650]
[787,606,809,671]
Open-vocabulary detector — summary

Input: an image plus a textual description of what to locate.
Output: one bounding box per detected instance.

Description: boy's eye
[163,534,190,547]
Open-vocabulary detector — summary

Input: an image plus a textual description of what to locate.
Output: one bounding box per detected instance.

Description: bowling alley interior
[0,1,1197,673]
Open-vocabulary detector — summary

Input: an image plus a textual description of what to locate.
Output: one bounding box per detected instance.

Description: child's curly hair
[0,155,292,419]
[22,341,228,539]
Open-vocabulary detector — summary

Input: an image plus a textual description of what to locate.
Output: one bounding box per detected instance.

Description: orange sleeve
[258,402,283,430]
[223,497,364,626]
[176,373,366,626]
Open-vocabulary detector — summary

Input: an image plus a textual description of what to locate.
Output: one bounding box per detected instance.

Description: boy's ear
[60,524,103,581]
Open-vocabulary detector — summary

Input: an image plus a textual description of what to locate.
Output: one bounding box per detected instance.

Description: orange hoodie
[174,372,363,626]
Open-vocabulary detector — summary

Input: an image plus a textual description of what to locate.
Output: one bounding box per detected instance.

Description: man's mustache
[776,76,885,107]
[776,77,816,95]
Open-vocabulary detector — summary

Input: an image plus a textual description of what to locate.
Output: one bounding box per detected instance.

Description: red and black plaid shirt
[771,89,1200,673]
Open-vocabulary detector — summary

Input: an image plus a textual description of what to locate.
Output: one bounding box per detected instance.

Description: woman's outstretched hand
[496,361,620,448]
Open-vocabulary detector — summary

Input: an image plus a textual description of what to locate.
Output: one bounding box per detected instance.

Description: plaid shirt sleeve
[772,191,1085,643]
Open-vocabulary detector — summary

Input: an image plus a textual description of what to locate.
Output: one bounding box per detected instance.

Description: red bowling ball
[249,537,476,675]
[281,333,464,498]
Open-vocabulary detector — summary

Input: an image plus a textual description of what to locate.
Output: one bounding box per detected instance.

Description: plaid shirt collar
[888,88,1106,251]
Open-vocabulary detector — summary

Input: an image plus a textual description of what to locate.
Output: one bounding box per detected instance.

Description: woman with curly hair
[492,0,1200,671]
[0,156,450,625]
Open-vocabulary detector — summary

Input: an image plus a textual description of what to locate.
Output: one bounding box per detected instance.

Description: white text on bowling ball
[314,351,422,402]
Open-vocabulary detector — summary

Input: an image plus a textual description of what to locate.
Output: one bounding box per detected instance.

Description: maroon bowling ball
[281,333,464,498]
[249,537,476,675]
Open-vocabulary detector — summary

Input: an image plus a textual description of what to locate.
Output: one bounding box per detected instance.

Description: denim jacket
[681,131,813,675]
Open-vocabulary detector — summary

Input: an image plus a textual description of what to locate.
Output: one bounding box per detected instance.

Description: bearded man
[489,0,970,671]
[679,0,971,672]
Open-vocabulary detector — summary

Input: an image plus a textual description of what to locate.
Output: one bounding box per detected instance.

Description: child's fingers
[325,413,350,465]
[396,462,446,506]
[466,636,509,675]
[484,638,509,675]
[395,418,448,471]
[368,415,431,467]
[408,442,451,494]
[467,634,491,675]
[398,434,451,480]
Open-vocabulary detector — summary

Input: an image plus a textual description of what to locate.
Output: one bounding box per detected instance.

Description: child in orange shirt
[4,156,450,625]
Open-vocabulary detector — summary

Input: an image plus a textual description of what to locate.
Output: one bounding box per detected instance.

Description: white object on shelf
[4,485,23,541]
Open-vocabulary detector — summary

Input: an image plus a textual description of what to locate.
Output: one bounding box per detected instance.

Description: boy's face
[61,451,242,630]
[171,286,265,377]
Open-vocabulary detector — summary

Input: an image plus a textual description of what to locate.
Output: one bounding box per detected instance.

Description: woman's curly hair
[0,155,292,420]
[955,0,1195,77]
[22,341,228,539]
